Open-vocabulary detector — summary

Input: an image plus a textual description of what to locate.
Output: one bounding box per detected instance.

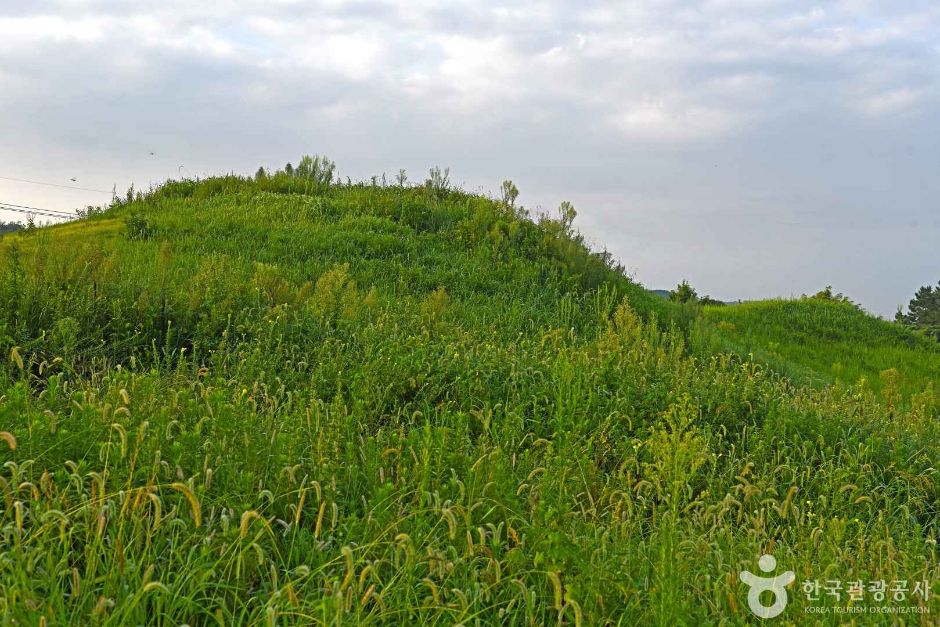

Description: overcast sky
[1,1,938,315]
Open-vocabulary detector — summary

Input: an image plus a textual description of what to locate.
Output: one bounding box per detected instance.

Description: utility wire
[0,175,113,195]
[0,202,76,220]
[0,206,75,220]
[0,203,75,218]
[0,205,75,217]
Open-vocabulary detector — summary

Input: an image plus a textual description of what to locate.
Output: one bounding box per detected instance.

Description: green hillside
[697,299,940,402]
[0,164,937,624]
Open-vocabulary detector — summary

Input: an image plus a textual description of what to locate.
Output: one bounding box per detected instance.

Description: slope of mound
[699,298,940,401]
[0,168,937,624]
[0,176,672,364]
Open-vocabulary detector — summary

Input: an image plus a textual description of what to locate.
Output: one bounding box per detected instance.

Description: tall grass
[0,166,937,624]
[697,298,940,402]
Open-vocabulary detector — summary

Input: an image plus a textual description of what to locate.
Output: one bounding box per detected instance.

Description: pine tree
[897,282,940,341]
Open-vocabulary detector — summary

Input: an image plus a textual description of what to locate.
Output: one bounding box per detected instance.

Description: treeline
[0,221,22,235]
[897,281,940,341]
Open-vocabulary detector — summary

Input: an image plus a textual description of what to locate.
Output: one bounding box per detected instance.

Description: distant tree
[896,281,940,341]
[284,162,294,176]
[700,295,726,307]
[76,205,104,219]
[670,280,698,304]
[668,280,723,306]
[395,169,408,187]
[806,286,858,308]
[500,180,519,207]
[0,221,22,236]
[255,167,267,180]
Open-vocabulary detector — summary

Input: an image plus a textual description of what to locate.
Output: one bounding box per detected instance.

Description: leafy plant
[294,154,336,188]
[125,212,152,240]
[425,166,450,194]
[500,179,519,207]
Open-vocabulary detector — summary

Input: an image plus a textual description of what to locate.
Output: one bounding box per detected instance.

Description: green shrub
[125,212,152,240]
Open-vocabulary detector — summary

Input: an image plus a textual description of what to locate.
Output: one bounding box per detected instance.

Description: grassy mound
[0,169,937,624]
[698,298,940,402]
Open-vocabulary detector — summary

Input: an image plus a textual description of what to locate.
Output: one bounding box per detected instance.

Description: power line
[0,202,75,218]
[0,175,113,195]
[0,206,74,220]
[0,201,75,217]
[0,202,76,221]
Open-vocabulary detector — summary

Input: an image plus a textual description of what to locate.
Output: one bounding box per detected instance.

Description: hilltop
[0,162,937,624]
[698,298,940,401]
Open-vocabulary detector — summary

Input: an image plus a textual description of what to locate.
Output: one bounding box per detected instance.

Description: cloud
[858,87,920,116]
[435,35,524,104]
[611,99,737,141]
[1,1,940,314]
[0,14,105,46]
[5,2,939,138]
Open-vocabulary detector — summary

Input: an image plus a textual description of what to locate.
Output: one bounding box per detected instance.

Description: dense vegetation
[0,163,937,624]
[0,221,22,236]
[699,298,940,401]
[667,280,725,307]
[897,282,940,342]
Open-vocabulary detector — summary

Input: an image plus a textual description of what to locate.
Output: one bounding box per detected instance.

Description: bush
[125,212,152,240]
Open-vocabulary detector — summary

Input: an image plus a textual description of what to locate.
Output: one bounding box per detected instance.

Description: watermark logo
[739,554,796,619]
[738,554,930,618]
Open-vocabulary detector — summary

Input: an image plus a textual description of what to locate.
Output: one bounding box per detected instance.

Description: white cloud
[2,1,940,314]
[858,87,920,116]
[434,35,524,104]
[298,34,388,80]
[611,99,737,141]
[0,15,105,46]
[5,1,934,140]
[158,25,237,58]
